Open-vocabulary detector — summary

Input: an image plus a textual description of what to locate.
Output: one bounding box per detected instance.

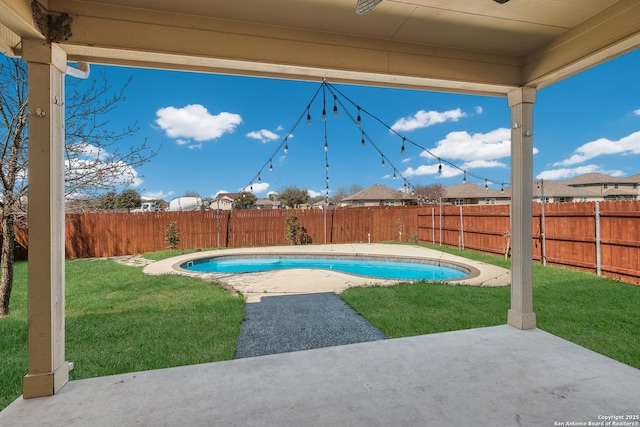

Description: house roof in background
[444,183,506,199]
[342,183,412,201]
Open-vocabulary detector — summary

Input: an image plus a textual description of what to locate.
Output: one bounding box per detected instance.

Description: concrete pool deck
[143,243,511,302]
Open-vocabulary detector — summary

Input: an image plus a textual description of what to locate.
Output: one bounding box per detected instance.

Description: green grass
[0,257,245,411]
[341,244,640,370]
[2,244,639,411]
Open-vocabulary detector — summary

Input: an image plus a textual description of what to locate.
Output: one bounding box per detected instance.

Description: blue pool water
[182,256,467,281]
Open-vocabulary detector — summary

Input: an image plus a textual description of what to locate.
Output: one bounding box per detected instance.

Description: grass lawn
[1,244,639,412]
[341,244,640,370]
[0,255,245,411]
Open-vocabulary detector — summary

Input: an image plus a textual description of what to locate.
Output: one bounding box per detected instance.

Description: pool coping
[143,244,511,302]
[177,252,478,282]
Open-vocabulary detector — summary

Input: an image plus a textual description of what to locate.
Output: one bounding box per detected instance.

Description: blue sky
[69,48,640,201]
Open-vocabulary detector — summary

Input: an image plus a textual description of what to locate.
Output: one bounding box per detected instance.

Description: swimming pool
[181,254,469,281]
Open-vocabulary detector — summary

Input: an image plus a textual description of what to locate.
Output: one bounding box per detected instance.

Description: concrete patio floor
[2,325,639,426]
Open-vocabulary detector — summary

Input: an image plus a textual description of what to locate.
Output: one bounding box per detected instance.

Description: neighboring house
[340,183,416,207]
[212,193,237,210]
[254,199,281,209]
[443,183,509,205]
[501,173,639,203]
[559,173,638,201]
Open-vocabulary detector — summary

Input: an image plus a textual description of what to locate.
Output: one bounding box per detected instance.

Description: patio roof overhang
[2,0,640,95]
[1,0,639,399]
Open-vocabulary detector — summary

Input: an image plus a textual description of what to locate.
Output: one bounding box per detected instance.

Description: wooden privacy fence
[10,201,640,285]
[61,206,419,258]
[417,200,640,285]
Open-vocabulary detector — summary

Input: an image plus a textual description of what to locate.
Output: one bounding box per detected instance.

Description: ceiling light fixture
[493,0,510,3]
[356,0,381,15]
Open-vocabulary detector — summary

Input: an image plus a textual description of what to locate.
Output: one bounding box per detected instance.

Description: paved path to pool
[143,243,511,302]
[235,292,386,358]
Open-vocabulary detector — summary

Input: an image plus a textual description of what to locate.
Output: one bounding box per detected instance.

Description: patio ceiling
[1,0,640,96]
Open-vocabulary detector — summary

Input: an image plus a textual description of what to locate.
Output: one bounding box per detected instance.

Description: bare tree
[0,57,155,316]
[414,184,446,205]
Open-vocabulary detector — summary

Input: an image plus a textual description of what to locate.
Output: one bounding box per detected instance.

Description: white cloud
[634,109,640,116]
[475,106,483,115]
[187,143,203,150]
[460,159,508,169]
[247,129,280,143]
[401,157,413,163]
[428,128,513,162]
[402,163,461,179]
[66,159,142,187]
[155,104,242,142]
[176,139,189,146]
[553,131,640,166]
[537,165,625,181]
[308,189,327,198]
[68,141,110,161]
[391,108,467,132]
[142,190,174,200]
[242,181,270,194]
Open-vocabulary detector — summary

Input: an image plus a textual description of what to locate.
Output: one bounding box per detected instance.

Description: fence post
[595,201,601,276]
[438,198,443,246]
[431,207,435,245]
[459,205,465,250]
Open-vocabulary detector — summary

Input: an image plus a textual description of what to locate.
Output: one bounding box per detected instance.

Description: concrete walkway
[235,292,386,358]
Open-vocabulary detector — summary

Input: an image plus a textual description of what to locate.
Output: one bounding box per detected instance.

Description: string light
[242,79,507,200]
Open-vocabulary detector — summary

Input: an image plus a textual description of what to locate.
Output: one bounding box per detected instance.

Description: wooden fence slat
[8,200,640,285]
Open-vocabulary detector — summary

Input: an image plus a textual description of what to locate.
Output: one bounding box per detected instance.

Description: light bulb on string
[269,160,273,172]
[258,175,262,184]
[501,183,504,193]
[333,95,338,117]
[284,143,288,154]
[324,139,328,152]
[462,171,467,183]
[307,108,312,126]
[381,156,385,168]
[438,161,442,174]
[401,138,406,155]
[326,162,329,171]
[485,179,489,190]
[356,107,361,127]
[392,171,396,180]
[361,132,366,148]
[322,107,326,121]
